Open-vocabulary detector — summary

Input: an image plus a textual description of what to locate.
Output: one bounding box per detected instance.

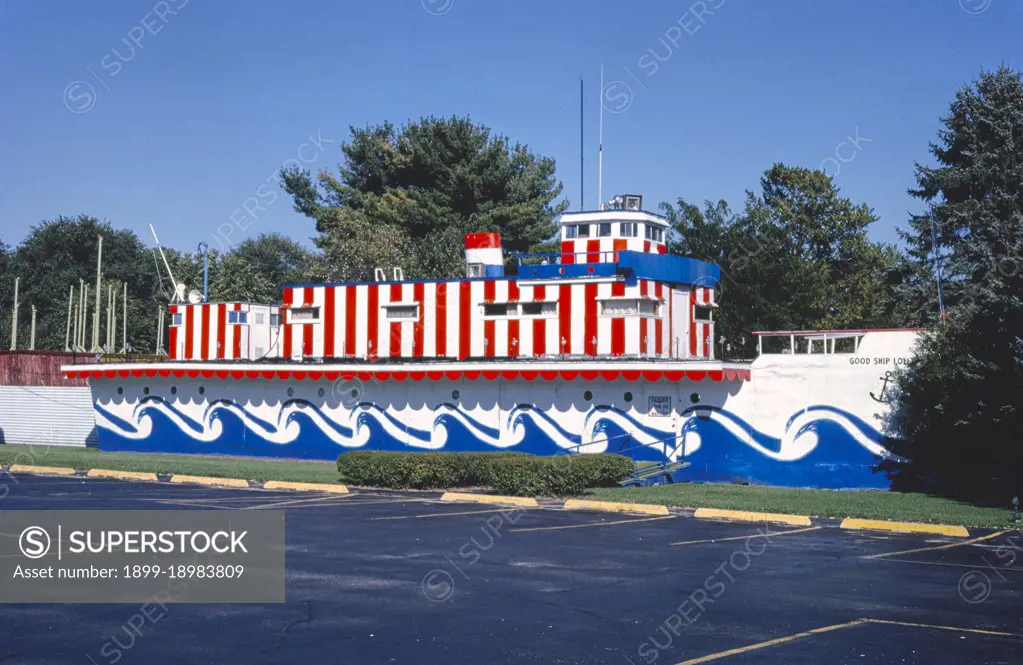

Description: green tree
[10,215,164,353]
[662,164,900,357]
[0,238,13,346]
[281,115,568,280]
[886,67,1023,499]
[210,233,315,302]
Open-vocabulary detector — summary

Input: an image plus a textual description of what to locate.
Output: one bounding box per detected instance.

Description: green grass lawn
[0,444,343,485]
[586,483,1019,528]
[2,444,1016,527]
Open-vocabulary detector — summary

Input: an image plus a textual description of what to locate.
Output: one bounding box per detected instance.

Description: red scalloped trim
[76,366,752,382]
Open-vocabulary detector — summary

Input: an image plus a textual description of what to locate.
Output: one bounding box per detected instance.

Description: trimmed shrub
[336,450,634,496]
[336,451,524,490]
[488,454,634,497]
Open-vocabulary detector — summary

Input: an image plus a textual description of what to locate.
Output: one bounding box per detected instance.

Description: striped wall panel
[279,279,716,361]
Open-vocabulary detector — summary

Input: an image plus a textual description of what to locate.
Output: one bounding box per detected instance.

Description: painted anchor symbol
[870,371,893,403]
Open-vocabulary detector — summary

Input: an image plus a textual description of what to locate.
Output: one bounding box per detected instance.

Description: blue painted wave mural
[93,399,897,489]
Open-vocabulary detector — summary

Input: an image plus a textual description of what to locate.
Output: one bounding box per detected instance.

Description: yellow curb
[693,508,812,526]
[562,499,670,516]
[440,492,538,508]
[8,464,77,476]
[840,518,969,537]
[87,469,159,482]
[170,475,250,488]
[263,481,349,494]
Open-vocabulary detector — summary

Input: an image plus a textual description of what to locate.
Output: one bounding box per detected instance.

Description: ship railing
[515,250,620,266]
[751,328,926,356]
[552,429,689,482]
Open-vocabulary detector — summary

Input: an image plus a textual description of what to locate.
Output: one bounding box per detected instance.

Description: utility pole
[9,276,18,350]
[121,281,127,354]
[80,283,88,352]
[65,284,75,351]
[91,235,103,353]
[29,305,36,350]
[156,307,167,356]
[106,283,113,350]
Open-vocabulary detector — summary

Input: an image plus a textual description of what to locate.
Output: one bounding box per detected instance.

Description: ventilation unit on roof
[601,194,643,211]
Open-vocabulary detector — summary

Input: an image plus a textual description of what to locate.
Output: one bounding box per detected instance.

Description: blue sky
[0,0,1018,253]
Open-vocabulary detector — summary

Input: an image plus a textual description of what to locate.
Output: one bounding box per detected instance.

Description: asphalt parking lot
[0,475,1021,665]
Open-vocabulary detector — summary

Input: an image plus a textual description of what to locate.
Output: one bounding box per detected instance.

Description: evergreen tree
[886,67,1023,499]
[280,115,568,280]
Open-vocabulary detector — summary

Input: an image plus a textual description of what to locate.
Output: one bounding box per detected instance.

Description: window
[577,224,591,238]
[254,347,264,358]
[639,300,660,316]
[644,225,664,242]
[598,222,612,237]
[171,313,182,326]
[519,301,557,317]
[482,303,511,317]
[270,313,280,327]
[564,225,578,239]
[228,311,248,324]
[600,299,661,318]
[255,313,265,324]
[385,304,419,321]
[290,307,320,322]
[620,222,638,237]
[694,305,713,322]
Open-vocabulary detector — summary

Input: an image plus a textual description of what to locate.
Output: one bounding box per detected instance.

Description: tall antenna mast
[91,235,103,353]
[598,64,604,210]
[579,76,584,211]
[150,223,183,303]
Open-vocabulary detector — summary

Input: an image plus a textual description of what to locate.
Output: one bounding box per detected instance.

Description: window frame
[383,303,421,322]
[288,306,321,324]
[598,298,663,319]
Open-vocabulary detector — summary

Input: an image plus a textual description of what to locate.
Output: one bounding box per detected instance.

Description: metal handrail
[515,250,620,266]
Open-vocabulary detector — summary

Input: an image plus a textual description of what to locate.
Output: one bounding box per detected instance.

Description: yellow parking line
[862,618,1023,639]
[154,500,238,510]
[673,617,1023,664]
[246,494,357,510]
[878,558,1023,573]
[864,529,1010,560]
[674,619,868,665]
[671,526,821,546]
[511,515,674,533]
[371,507,529,521]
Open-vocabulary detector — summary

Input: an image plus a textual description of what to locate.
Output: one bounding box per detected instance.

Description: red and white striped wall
[560,237,667,264]
[169,303,280,361]
[690,286,715,359]
[280,278,715,361]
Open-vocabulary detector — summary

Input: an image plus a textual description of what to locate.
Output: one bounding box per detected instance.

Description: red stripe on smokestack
[464,232,502,249]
